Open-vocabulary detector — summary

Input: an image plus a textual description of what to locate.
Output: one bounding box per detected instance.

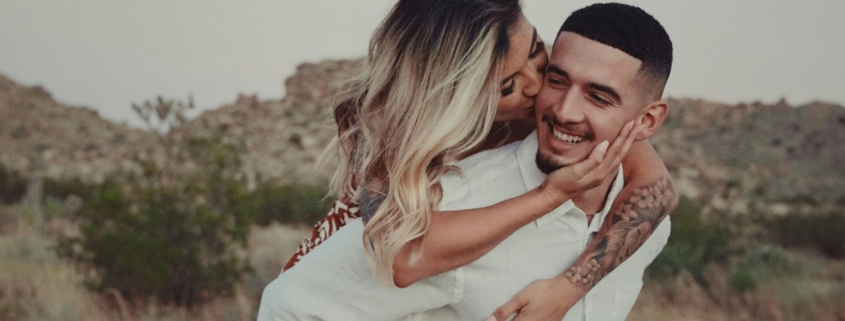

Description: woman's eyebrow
[501,29,539,86]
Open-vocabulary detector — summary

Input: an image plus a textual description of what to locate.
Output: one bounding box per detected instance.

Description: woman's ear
[635,100,668,140]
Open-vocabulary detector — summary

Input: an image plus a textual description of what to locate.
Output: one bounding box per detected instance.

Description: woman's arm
[392,121,641,287]
[488,140,679,321]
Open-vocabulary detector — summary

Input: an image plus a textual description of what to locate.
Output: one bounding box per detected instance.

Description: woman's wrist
[536,180,571,208]
[551,273,588,306]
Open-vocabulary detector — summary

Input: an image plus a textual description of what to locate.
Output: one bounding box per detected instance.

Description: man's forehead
[550,32,642,87]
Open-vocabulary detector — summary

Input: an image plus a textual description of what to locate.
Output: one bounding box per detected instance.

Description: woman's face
[496,16,548,122]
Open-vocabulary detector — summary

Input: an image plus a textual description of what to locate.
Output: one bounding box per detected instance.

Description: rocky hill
[1,59,844,214]
[0,74,157,182]
[168,59,362,186]
[0,59,362,186]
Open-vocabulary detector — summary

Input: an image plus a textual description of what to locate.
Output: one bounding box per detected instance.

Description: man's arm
[565,141,677,290]
[489,140,678,321]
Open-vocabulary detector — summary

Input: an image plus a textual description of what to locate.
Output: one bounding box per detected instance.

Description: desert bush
[43,176,97,205]
[647,196,733,283]
[729,243,808,291]
[764,210,845,259]
[57,97,252,307]
[60,161,251,307]
[0,162,27,205]
[242,184,331,226]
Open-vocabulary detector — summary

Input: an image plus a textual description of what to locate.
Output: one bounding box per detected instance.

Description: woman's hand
[539,120,641,204]
[486,275,577,321]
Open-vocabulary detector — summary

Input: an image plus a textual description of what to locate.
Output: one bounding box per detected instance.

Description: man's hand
[539,120,641,204]
[486,276,582,321]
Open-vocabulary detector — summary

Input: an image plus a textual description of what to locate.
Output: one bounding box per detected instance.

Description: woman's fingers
[595,120,640,176]
[487,296,525,321]
[568,140,609,179]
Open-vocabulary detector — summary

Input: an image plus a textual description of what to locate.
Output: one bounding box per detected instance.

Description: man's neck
[571,168,619,215]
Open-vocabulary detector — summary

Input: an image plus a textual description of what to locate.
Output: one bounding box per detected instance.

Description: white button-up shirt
[258,131,671,321]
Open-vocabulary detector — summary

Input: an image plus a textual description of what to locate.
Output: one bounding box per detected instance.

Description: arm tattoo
[563,178,674,290]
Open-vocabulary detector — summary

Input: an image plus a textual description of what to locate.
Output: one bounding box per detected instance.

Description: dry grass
[0,205,310,321]
[630,258,845,321]
[2,204,843,321]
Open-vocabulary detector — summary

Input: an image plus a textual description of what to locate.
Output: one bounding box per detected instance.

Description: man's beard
[535,151,568,175]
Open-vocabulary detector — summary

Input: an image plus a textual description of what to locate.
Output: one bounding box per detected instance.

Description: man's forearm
[563,177,676,290]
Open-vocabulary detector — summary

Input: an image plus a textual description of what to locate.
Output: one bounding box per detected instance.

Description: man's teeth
[553,129,584,144]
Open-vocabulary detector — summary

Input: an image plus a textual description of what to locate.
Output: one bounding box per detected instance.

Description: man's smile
[552,128,585,144]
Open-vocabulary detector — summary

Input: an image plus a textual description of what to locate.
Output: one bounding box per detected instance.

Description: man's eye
[547,77,565,86]
[591,94,610,105]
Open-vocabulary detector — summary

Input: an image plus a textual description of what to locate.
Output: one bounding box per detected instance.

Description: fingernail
[598,141,609,153]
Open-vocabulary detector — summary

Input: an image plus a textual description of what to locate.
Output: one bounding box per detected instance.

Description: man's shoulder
[447,140,522,186]
[460,140,522,176]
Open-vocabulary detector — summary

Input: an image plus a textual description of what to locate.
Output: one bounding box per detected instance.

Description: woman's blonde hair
[328,0,523,285]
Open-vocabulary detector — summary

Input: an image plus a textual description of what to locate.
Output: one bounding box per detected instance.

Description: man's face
[535,32,647,173]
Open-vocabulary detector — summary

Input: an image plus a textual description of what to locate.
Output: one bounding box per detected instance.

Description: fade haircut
[559,3,673,95]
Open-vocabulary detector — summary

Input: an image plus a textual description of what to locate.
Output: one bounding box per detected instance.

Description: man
[259,3,674,320]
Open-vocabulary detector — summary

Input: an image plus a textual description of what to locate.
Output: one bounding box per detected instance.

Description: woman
[270,0,675,318]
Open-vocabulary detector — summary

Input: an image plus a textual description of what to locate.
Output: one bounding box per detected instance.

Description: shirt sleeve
[258,219,458,321]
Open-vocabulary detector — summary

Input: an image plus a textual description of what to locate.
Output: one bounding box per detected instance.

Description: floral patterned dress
[282,199,360,271]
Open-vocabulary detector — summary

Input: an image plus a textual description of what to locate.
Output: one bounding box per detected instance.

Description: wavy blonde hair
[328,0,523,285]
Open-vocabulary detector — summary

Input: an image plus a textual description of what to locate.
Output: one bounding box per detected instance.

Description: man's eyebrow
[546,64,566,77]
[588,82,622,103]
[547,65,623,103]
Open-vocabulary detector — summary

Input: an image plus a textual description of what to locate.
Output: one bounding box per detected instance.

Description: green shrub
[729,244,807,292]
[43,176,97,204]
[0,162,27,204]
[59,171,251,307]
[765,211,845,258]
[243,184,331,226]
[58,98,253,306]
[729,270,756,292]
[647,196,733,283]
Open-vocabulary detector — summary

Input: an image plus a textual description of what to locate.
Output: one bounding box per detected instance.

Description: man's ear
[635,100,668,140]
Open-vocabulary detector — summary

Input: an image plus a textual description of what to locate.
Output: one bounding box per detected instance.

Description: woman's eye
[501,79,515,96]
[529,41,546,58]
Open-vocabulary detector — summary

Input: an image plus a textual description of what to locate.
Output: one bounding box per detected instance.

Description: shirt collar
[516,130,624,228]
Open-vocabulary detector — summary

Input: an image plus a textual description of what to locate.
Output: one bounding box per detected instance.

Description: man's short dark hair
[559,3,673,89]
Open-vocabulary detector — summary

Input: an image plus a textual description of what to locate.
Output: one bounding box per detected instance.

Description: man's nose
[552,89,584,124]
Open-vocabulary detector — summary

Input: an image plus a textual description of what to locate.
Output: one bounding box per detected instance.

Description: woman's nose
[522,66,543,98]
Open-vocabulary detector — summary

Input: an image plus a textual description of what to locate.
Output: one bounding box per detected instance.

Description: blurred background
[1,0,843,320]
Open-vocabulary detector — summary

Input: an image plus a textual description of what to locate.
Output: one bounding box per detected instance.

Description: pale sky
[1,0,843,128]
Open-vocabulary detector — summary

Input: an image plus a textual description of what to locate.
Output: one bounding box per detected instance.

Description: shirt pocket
[612,281,643,321]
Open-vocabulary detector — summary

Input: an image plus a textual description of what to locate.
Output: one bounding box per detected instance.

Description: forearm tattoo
[563,178,674,290]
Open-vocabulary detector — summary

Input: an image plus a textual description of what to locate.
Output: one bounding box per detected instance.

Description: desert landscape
[1,59,844,320]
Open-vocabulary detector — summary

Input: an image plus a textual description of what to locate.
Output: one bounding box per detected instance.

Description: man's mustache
[540,114,595,140]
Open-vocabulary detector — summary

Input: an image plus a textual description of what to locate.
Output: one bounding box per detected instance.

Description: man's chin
[535,151,569,175]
